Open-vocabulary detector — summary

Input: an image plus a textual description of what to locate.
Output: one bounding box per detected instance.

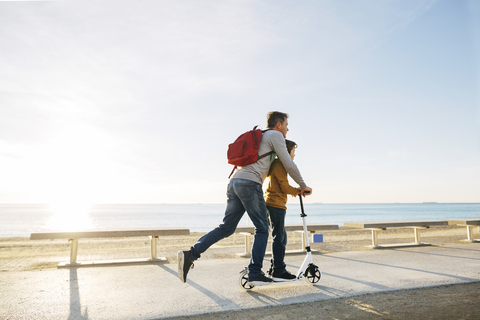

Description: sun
[46,199,94,231]
[33,124,112,231]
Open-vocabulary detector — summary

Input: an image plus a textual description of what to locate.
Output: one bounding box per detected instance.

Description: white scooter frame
[239,194,321,290]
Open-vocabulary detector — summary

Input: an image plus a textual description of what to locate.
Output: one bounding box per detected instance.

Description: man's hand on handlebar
[300,187,312,197]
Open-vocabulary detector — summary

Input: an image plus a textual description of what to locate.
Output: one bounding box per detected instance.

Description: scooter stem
[299,194,307,217]
[295,194,314,279]
[299,195,311,248]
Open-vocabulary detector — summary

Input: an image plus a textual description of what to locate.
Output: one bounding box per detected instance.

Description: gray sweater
[232,130,307,189]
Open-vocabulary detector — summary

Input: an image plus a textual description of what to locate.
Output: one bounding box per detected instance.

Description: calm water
[0,203,478,237]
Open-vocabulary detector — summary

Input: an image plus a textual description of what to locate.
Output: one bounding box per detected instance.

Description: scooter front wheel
[239,268,254,291]
[305,265,321,285]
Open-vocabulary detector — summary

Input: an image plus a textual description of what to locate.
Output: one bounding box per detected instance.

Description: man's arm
[270,131,312,196]
[273,163,301,196]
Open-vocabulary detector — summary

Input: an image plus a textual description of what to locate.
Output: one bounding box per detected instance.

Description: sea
[1,203,479,238]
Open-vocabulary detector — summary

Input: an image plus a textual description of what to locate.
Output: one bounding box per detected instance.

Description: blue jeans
[267,205,287,274]
[189,178,269,277]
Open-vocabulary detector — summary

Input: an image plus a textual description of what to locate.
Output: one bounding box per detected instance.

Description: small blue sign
[313,234,323,243]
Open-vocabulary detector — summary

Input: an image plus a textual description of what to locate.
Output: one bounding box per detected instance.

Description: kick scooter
[239,193,321,290]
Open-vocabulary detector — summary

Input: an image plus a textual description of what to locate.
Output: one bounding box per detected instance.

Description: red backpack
[227,126,273,178]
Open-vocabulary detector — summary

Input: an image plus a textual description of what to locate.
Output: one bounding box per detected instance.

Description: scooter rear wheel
[305,266,321,285]
[239,268,254,291]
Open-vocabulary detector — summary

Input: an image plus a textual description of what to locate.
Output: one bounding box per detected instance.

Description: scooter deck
[246,277,304,287]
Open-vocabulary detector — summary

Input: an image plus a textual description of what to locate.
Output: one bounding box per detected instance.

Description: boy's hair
[285,139,297,154]
[266,111,289,129]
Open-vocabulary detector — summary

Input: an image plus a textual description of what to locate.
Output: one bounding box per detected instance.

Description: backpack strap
[258,128,274,160]
[258,151,274,160]
[228,166,237,179]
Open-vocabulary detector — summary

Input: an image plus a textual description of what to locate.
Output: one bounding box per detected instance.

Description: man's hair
[285,139,297,154]
[266,111,289,129]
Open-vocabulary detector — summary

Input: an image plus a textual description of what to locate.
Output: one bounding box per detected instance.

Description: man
[178,111,312,286]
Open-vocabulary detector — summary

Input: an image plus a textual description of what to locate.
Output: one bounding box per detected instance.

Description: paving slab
[1,243,479,319]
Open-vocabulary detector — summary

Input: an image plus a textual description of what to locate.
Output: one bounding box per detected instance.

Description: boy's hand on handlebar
[301,187,312,197]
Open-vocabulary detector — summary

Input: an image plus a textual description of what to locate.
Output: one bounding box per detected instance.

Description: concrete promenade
[1,242,479,319]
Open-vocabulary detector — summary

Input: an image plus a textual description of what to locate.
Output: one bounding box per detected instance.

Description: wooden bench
[343,220,448,248]
[234,223,339,257]
[30,227,190,267]
[443,219,480,242]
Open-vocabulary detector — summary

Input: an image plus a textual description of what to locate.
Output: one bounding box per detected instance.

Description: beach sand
[1,225,479,319]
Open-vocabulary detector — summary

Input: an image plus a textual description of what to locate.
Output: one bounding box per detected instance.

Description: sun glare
[46,201,94,231]
[35,124,113,231]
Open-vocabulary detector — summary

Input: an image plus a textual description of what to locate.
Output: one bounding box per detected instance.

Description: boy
[265,139,301,281]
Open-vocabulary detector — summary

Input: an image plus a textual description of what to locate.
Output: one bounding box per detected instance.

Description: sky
[0,0,479,205]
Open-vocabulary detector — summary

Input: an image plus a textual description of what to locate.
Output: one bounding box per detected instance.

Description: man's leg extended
[178,179,245,283]
[189,181,245,260]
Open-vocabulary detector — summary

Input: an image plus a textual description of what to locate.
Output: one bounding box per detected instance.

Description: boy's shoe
[177,250,194,283]
[271,270,296,282]
[247,273,274,286]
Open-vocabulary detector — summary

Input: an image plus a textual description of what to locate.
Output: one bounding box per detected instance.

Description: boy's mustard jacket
[265,159,301,210]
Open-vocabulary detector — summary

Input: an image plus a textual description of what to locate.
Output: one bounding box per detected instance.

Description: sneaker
[271,270,296,282]
[177,250,194,283]
[247,272,274,286]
